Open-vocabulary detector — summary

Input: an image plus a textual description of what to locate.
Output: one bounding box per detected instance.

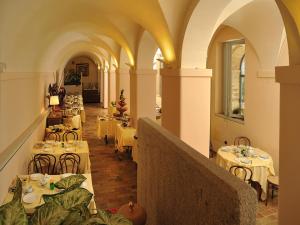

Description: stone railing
[137,118,257,225]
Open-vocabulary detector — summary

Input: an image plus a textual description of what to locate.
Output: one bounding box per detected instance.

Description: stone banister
[137,118,257,225]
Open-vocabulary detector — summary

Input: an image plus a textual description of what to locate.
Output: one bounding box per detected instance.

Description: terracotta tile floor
[82,104,137,210]
[82,104,278,223]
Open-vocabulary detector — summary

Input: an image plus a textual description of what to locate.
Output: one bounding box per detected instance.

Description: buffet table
[3,173,96,214]
[216,145,275,193]
[31,141,91,173]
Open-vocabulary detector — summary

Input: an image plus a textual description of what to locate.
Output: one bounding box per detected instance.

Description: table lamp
[50,95,59,114]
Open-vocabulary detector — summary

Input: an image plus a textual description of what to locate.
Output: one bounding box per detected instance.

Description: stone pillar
[130,69,156,128]
[97,67,101,103]
[108,69,116,104]
[100,68,104,106]
[275,65,300,225]
[103,68,108,109]
[119,68,131,114]
[115,68,120,103]
[161,68,212,157]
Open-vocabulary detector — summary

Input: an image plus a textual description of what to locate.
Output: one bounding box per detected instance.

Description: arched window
[239,55,245,112]
[153,48,163,70]
[223,39,245,120]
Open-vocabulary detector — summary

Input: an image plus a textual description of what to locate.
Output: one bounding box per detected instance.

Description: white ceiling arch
[181,0,287,70]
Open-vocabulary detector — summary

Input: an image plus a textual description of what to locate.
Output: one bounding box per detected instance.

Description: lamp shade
[50,95,59,106]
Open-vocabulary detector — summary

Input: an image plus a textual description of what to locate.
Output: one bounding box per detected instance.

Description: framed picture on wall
[76,63,89,76]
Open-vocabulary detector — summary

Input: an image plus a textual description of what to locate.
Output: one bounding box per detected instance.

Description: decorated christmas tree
[114,89,128,117]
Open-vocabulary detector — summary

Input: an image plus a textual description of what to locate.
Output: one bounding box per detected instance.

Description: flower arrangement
[113,89,128,117]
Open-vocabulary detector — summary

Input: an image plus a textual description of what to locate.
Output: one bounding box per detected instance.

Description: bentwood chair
[266,175,279,206]
[33,154,56,175]
[62,131,79,141]
[229,165,262,200]
[234,136,251,146]
[46,131,60,142]
[57,153,81,174]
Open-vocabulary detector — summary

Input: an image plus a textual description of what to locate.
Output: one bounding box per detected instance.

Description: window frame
[222,39,245,121]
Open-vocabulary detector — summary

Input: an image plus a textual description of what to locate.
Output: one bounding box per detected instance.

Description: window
[223,39,245,120]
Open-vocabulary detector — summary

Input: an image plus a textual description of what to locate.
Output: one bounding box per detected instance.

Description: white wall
[209,26,280,173]
[0,72,52,151]
[0,72,52,202]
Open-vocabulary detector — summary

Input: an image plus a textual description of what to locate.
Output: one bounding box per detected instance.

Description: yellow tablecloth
[216,146,275,193]
[31,141,91,173]
[97,117,121,139]
[45,126,82,141]
[3,173,96,214]
[115,124,136,152]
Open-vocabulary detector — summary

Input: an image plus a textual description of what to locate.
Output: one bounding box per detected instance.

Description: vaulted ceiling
[0,0,298,72]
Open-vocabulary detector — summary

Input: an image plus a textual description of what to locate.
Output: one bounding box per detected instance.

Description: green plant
[0,183,132,225]
[0,178,28,225]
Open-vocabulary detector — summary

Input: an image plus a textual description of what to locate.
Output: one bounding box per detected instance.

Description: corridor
[82,104,137,209]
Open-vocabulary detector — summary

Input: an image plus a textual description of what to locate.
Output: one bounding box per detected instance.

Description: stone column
[161,68,212,157]
[115,68,120,103]
[100,68,104,106]
[108,69,116,104]
[130,69,156,128]
[275,65,300,225]
[103,68,109,109]
[119,68,131,114]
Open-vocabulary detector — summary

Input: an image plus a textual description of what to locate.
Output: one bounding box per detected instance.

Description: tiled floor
[256,198,278,225]
[82,103,278,223]
[82,104,137,210]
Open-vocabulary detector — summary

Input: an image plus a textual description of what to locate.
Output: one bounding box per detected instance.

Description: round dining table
[216,145,275,194]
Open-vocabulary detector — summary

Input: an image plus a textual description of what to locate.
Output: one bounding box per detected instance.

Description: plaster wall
[0,72,52,201]
[209,26,280,173]
[137,118,257,225]
[0,72,52,152]
[0,116,46,203]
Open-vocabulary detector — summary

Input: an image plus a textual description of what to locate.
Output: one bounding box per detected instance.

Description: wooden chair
[265,175,279,206]
[33,154,56,175]
[234,136,251,146]
[63,131,79,142]
[46,131,60,142]
[27,159,36,174]
[229,165,262,200]
[57,153,81,174]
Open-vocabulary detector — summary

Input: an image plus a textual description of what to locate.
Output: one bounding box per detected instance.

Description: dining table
[2,173,96,214]
[31,141,91,173]
[97,116,121,142]
[115,124,136,153]
[216,145,275,194]
[45,124,82,141]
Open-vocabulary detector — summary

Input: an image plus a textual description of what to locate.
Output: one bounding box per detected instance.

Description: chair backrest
[57,153,81,174]
[234,136,251,146]
[33,154,56,175]
[46,132,60,142]
[63,131,79,141]
[27,159,35,174]
[229,166,253,184]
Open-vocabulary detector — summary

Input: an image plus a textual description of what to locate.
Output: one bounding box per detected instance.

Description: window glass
[223,40,245,120]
